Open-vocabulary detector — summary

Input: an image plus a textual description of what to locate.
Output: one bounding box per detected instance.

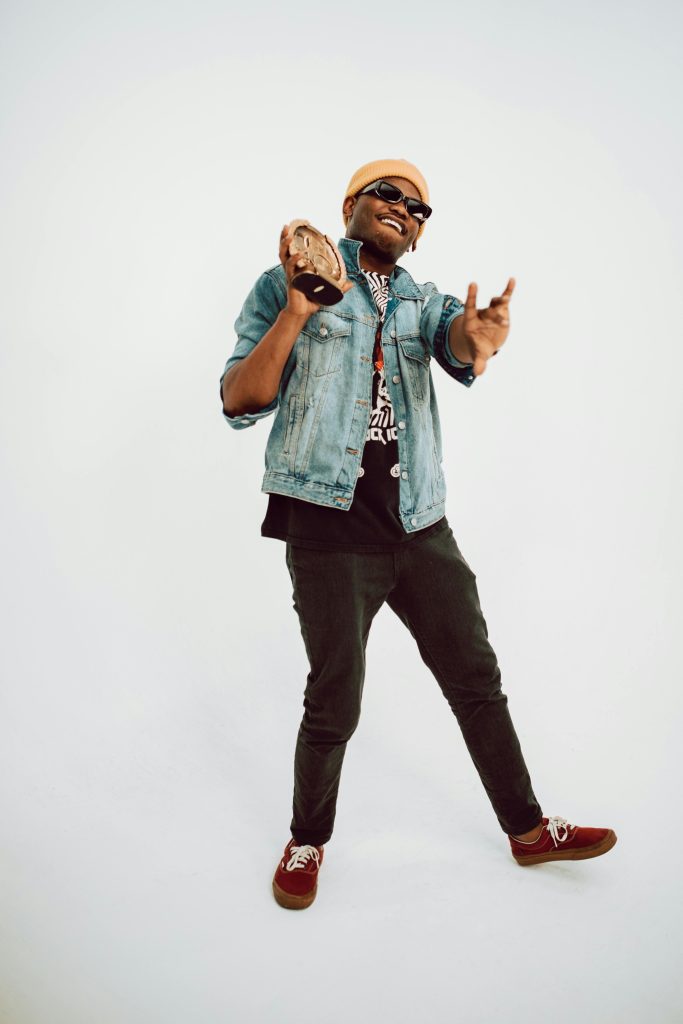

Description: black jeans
[285,523,543,846]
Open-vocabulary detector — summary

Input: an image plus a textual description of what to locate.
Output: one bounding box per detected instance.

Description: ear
[342,195,356,223]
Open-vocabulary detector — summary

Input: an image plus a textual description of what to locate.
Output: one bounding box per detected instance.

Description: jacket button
[390,329,396,338]
[392,375,400,384]
[401,471,408,479]
[411,517,418,526]
[398,421,406,430]
[319,327,328,337]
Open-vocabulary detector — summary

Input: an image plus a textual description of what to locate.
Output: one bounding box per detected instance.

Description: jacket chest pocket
[398,335,430,401]
[300,313,352,377]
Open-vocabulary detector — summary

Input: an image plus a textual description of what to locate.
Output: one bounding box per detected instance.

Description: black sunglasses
[356,180,432,223]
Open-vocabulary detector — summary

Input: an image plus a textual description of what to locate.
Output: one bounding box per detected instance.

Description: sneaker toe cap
[273,869,317,897]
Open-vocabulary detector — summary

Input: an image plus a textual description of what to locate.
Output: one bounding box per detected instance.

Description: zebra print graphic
[359,269,399,481]
[362,270,389,322]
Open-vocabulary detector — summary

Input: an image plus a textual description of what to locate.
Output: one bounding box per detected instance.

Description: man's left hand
[451,278,516,377]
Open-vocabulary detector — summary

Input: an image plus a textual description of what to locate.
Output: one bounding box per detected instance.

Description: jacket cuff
[433,297,476,387]
[220,377,278,430]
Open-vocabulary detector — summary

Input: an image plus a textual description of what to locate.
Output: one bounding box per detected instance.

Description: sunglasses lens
[376,181,403,203]
[406,200,431,222]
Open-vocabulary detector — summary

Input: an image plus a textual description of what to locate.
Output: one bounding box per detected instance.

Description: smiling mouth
[377,215,405,236]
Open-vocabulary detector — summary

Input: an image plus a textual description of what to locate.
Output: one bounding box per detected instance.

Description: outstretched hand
[461,278,516,377]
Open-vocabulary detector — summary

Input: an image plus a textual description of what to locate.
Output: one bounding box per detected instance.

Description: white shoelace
[285,844,321,871]
[546,815,576,847]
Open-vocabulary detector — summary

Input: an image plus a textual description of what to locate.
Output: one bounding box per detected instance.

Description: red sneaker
[509,815,617,866]
[272,838,325,909]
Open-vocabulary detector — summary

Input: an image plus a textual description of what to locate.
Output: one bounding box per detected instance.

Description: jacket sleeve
[419,284,476,388]
[220,268,287,430]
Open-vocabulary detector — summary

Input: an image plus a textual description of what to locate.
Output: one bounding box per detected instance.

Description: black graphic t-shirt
[260,270,448,551]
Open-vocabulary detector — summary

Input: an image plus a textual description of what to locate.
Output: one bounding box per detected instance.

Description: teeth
[379,217,403,234]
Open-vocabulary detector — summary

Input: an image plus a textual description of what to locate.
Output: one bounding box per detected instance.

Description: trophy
[287,220,347,306]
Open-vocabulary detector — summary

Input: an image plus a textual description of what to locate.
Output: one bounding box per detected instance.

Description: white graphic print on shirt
[359,270,400,479]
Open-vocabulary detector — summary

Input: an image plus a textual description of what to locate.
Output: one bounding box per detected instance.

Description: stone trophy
[286,220,347,306]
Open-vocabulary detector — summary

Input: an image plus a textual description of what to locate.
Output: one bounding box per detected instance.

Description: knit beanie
[342,158,430,243]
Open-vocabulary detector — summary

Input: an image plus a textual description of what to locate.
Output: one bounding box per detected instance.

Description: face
[343,176,423,264]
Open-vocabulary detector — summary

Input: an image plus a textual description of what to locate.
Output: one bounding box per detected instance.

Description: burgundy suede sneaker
[509,815,617,866]
[272,838,325,909]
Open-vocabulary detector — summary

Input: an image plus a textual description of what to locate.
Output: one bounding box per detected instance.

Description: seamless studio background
[1,1,681,1022]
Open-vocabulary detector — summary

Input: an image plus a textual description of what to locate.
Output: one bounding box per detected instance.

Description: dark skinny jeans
[285,522,543,846]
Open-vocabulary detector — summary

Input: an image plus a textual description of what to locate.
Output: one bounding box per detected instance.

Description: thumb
[472,354,488,377]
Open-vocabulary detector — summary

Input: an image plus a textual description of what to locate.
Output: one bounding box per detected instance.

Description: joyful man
[220,159,616,910]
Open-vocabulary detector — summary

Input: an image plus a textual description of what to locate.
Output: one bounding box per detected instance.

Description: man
[220,159,616,911]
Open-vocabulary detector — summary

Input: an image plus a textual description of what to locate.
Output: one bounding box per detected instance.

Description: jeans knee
[300,702,362,746]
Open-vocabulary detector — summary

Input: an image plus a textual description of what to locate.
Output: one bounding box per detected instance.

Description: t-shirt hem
[261,514,450,553]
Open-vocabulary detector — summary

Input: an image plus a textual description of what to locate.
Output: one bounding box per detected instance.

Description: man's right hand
[279,224,353,319]
[223,229,353,418]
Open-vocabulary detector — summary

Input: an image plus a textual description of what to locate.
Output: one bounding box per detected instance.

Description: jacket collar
[337,237,423,299]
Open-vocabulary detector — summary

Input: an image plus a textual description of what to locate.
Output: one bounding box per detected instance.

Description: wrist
[281,306,312,327]
[448,317,473,364]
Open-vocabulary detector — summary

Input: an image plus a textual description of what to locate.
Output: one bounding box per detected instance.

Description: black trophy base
[291,272,344,306]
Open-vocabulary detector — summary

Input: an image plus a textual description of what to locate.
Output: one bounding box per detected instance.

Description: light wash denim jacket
[220,237,476,533]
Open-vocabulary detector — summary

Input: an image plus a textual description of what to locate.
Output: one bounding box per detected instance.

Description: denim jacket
[220,237,476,533]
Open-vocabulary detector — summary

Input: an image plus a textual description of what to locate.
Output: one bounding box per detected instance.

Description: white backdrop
[1,1,682,1022]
